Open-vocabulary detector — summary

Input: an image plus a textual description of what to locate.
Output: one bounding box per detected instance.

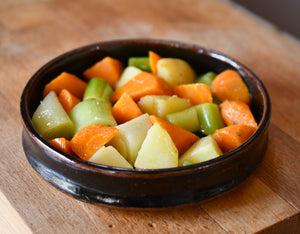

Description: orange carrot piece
[149,115,199,155]
[174,83,213,105]
[211,70,251,105]
[49,138,75,156]
[149,51,162,75]
[111,71,174,103]
[111,93,143,124]
[43,72,87,99]
[58,89,81,114]
[83,56,124,88]
[220,100,258,127]
[212,124,257,153]
[70,124,119,161]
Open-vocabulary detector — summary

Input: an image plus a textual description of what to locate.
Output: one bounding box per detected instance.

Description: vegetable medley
[32,51,258,169]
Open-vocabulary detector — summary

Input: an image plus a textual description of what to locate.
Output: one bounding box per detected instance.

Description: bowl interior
[21,39,270,173]
[20,39,271,208]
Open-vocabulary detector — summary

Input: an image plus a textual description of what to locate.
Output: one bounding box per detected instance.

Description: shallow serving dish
[20,39,271,208]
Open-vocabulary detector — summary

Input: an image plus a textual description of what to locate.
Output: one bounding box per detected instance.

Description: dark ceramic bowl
[20,39,271,208]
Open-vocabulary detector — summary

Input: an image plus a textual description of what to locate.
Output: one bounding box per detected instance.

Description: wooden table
[1,0,299,233]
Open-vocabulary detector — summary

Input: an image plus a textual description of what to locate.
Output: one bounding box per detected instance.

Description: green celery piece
[128,57,151,71]
[165,107,199,132]
[69,99,117,134]
[32,91,74,140]
[196,72,221,104]
[195,103,225,135]
[83,78,113,102]
[196,72,217,87]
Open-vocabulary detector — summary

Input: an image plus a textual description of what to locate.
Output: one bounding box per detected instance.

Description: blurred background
[232,0,300,39]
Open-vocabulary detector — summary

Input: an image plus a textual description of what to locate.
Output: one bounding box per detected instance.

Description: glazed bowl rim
[20,38,271,177]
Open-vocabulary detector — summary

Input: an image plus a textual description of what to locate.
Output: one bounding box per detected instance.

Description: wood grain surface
[0,0,299,233]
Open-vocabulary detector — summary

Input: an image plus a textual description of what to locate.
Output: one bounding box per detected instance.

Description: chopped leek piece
[128,57,151,71]
[32,91,74,140]
[69,99,117,133]
[195,103,225,135]
[196,72,217,87]
[83,78,113,102]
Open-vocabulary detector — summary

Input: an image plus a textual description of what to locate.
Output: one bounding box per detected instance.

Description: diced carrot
[211,70,251,105]
[70,124,119,161]
[110,71,174,103]
[83,56,124,88]
[174,83,213,105]
[43,72,87,98]
[58,89,81,114]
[149,115,199,155]
[149,51,162,75]
[212,124,257,153]
[111,92,143,124]
[49,138,75,156]
[220,100,258,127]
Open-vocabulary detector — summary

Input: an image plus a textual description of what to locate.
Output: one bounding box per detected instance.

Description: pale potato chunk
[89,146,133,169]
[108,114,152,165]
[134,122,178,169]
[115,66,142,89]
[157,58,196,86]
[138,95,192,119]
[179,135,223,166]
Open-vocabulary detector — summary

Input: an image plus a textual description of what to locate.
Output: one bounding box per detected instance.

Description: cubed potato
[108,114,152,165]
[116,66,142,89]
[179,135,223,166]
[157,58,196,86]
[138,95,192,119]
[89,146,133,169]
[134,122,178,169]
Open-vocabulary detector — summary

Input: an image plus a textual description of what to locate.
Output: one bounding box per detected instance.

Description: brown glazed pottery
[20,39,271,208]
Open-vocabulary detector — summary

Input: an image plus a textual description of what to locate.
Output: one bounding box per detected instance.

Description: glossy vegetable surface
[31,51,258,169]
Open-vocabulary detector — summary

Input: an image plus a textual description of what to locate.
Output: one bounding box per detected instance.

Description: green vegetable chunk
[195,103,225,135]
[32,91,74,140]
[196,72,217,87]
[165,107,199,132]
[83,78,113,102]
[69,99,117,134]
[128,57,151,71]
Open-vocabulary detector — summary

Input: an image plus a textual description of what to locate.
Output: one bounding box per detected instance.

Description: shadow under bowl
[20,39,271,208]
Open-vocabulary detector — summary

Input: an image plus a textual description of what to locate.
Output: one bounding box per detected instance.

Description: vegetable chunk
[134,122,178,169]
[157,58,196,86]
[138,95,192,119]
[179,135,223,166]
[70,124,119,161]
[83,56,124,88]
[220,100,258,127]
[112,93,143,124]
[212,124,257,153]
[43,72,87,99]
[108,114,152,165]
[149,115,199,155]
[211,70,251,105]
[174,83,213,105]
[89,146,133,169]
[32,91,74,140]
[111,71,174,103]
